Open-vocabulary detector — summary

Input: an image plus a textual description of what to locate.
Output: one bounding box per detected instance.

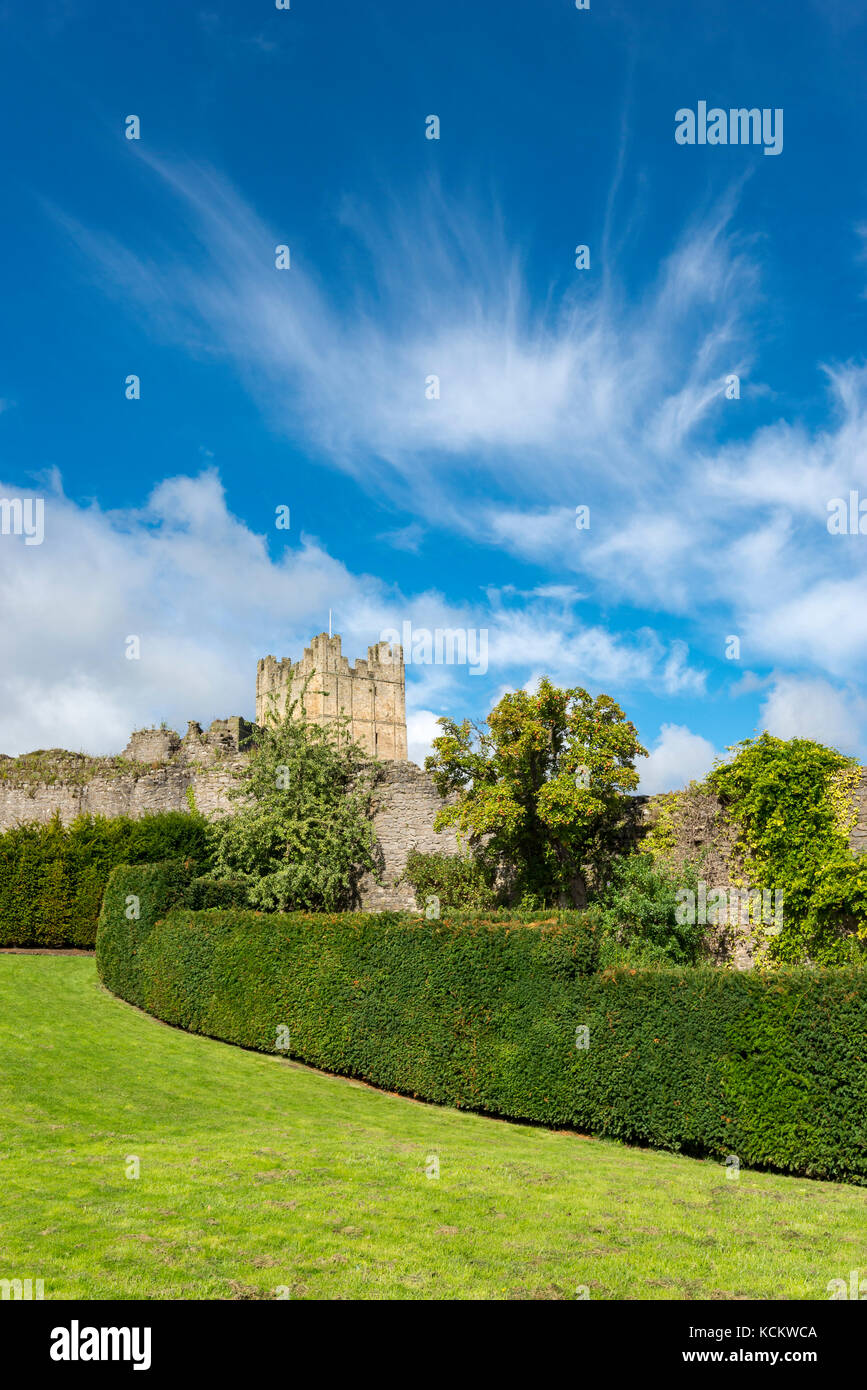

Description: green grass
[1,956,864,1300]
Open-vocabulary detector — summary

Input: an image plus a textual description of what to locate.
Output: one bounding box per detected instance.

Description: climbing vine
[706,733,866,963]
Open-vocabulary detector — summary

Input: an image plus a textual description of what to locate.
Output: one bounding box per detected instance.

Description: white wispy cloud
[376,522,425,553]
[51,155,867,687]
[57,159,757,504]
[0,471,706,760]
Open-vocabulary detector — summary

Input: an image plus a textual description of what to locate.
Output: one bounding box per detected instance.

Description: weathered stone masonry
[359,761,459,911]
[257,633,407,761]
[0,636,451,910]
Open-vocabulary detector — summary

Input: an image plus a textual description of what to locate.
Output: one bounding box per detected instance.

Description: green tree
[212,690,380,911]
[426,677,646,906]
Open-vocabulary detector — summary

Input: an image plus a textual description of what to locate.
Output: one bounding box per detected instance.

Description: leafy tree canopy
[425,677,647,906]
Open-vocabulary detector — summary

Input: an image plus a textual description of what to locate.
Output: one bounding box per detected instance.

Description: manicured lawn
[0,955,864,1300]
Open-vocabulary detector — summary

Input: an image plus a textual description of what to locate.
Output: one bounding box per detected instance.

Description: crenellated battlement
[256,633,407,760]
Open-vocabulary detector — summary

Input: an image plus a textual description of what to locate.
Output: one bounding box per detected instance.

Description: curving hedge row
[96,862,867,1183]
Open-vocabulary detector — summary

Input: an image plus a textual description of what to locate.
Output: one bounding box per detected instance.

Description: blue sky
[3,0,867,786]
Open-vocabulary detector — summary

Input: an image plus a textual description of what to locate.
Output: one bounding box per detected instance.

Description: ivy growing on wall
[706,733,867,964]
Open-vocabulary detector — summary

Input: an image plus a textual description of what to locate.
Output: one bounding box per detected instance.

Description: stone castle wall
[0,735,456,912]
[849,771,867,855]
[256,633,407,761]
[639,777,867,869]
[5,741,867,922]
[0,716,253,829]
[635,779,867,967]
[359,761,460,910]
[0,632,443,909]
[0,762,238,825]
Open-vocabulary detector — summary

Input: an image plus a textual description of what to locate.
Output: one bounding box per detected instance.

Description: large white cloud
[638,723,719,795]
[758,675,867,754]
[0,471,368,754]
[0,471,704,759]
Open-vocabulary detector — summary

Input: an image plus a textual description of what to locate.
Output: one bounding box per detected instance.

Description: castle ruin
[256,633,408,761]
[0,633,441,908]
[5,630,867,929]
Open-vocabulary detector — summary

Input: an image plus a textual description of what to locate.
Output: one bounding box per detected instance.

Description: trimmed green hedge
[0,812,212,948]
[96,864,867,1183]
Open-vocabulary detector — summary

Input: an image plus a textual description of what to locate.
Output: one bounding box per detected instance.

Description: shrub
[123,812,213,869]
[402,847,497,911]
[96,861,250,1004]
[591,852,704,967]
[97,860,196,1005]
[0,811,212,948]
[97,871,867,1183]
[185,874,251,910]
[807,858,867,961]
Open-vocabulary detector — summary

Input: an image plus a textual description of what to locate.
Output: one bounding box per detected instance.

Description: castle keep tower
[256,633,408,761]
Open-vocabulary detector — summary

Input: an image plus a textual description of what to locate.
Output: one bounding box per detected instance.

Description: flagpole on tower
[329,609,332,638]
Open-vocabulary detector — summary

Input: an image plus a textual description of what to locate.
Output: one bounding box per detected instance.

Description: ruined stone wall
[640,774,867,876]
[0,737,457,912]
[123,729,182,762]
[636,788,755,966]
[22,715,867,925]
[0,763,238,825]
[360,761,460,910]
[0,717,255,830]
[849,771,867,855]
[635,777,867,967]
[256,633,407,761]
